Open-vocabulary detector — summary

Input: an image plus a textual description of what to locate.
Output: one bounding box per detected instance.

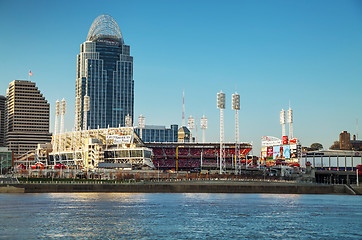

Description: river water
[0,193,361,239]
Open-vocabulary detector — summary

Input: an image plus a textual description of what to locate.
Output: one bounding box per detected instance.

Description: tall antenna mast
[217,91,226,174]
[182,89,185,126]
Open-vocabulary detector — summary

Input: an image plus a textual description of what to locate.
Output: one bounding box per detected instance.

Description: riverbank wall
[3,181,361,195]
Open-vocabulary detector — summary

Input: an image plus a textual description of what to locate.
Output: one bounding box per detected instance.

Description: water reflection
[0,193,361,239]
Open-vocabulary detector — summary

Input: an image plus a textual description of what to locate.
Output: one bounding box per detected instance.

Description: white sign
[106,135,132,144]
[261,136,282,147]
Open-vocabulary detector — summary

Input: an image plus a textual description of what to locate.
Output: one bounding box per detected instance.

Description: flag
[29,70,33,76]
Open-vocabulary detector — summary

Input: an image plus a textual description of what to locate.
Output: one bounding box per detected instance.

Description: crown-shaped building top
[86,14,124,43]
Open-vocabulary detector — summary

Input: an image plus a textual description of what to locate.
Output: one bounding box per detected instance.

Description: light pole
[232,92,240,174]
[125,114,132,127]
[188,116,195,142]
[217,91,226,174]
[200,115,207,143]
[138,115,145,140]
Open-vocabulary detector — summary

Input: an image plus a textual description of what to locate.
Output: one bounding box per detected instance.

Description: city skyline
[1,0,362,154]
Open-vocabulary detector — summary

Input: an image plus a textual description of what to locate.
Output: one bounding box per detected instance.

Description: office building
[178,126,191,143]
[0,95,6,147]
[6,80,51,160]
[75,14,134,130]
[134,125,178,143]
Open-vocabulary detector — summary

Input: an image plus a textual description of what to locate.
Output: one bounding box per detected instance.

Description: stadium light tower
[83,95,90,130]
[53,100,60,151]
[280,109,286,137]
[200,115,207,143]
[125,114,132,127]
[59,98,66,152]
[188,115,195,142]
[75,96,81,131]
[60,99,66,134]
[287,105,293,139]
[217,91,226,174]
[54,100,60,135]
[232,92,240,174]
[138,114,145,139]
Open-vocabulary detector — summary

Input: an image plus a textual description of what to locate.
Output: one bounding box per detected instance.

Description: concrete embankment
[0,185,25,193]
[5,181,360,195]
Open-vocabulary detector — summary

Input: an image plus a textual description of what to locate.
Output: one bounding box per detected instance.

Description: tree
[310,143,323,150]
[330,141,340,150]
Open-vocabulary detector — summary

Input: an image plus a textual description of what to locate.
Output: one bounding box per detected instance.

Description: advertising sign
[261,147,267,158]
[283,136,288,145]
[261,136,282,147]
[273,146,281,159]
[290,138,298,144]
[290,144,297,158]
[267,147,273,159]
[106,135,132,144]
[283,145,290,159]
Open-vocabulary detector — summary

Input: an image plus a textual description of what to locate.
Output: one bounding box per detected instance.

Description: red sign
[267,147,273,158]
[283,136,288,145]
[290,138,297,144]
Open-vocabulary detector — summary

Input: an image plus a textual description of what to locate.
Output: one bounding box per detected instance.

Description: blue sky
[0,0,361,154]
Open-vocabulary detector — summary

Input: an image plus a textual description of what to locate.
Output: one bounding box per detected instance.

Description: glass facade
[135,125,178,143]
[76,15,134,130]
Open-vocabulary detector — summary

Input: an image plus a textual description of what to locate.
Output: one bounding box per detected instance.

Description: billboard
[283,136,288,145]
[283,145,290,159]
[106,135,132,144]
[267,147,273,159]
[273,146,281,159]
[261,147,267,158]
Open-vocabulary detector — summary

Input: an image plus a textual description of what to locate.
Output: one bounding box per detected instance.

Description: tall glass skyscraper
[75,14,134,130]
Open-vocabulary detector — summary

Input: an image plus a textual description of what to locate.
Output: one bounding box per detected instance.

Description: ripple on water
[0,193,361,239]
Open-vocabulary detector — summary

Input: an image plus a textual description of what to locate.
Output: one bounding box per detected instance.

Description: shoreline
[1,181,361,195]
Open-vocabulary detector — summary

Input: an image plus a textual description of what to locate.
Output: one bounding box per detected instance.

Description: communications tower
[217,91,226,174]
